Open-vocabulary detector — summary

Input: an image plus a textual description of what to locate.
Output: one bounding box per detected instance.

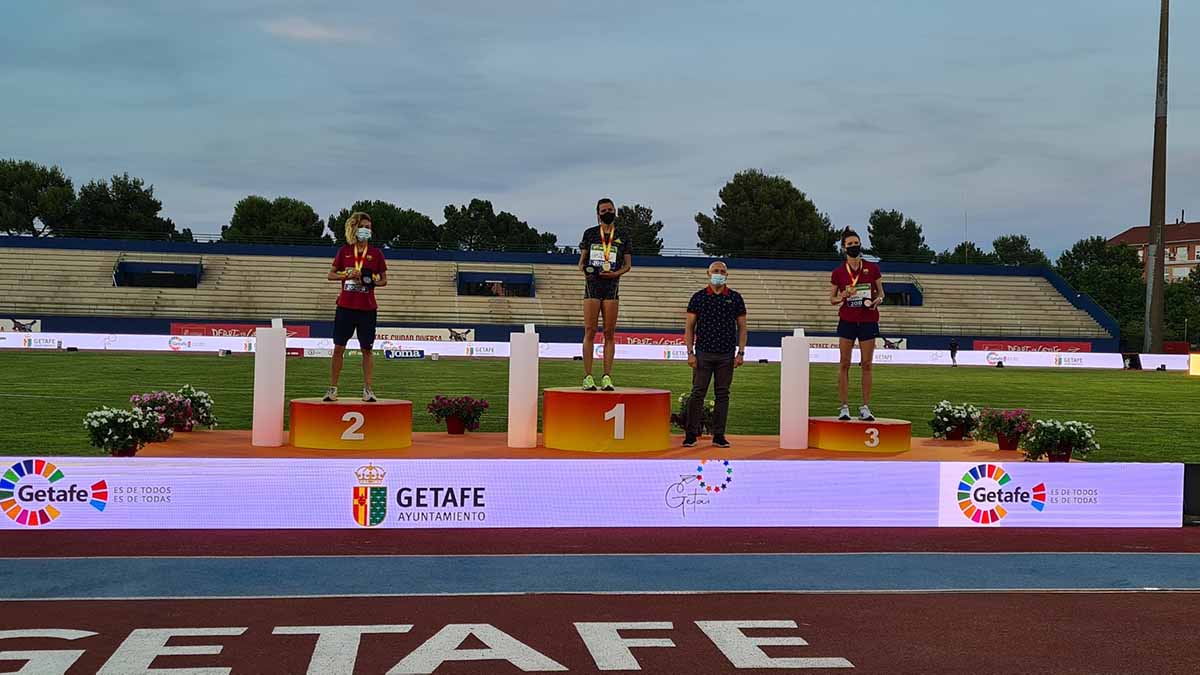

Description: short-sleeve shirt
[579,226,633,272]
[831,260,881,323]
[332,244,387,311]
[687,286,747,355]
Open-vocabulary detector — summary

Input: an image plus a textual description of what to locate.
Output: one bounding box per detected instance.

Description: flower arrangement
[930,400,981,440]
[1021,419,1099,462]
[83,406,165,456]
[670,393,716,437]
[427,395,490,433]
[979,408,1033,450]
[177,384,217,428]
[131,391,193,433]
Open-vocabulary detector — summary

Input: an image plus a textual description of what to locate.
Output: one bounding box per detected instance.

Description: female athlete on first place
[577,198,633,390]
[829,227,884,421]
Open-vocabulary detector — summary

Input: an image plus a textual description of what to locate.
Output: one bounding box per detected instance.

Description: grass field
[1,351,1197,461]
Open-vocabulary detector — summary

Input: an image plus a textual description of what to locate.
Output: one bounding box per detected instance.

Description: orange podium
[288,398,412,450]
[542,387,672,453]
[808,417,912,453]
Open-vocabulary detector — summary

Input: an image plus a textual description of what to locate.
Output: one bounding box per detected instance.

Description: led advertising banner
[0,333,1173,370]
[1,457,1181,530]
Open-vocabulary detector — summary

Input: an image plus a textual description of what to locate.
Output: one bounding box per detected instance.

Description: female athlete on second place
[829,227,884,421]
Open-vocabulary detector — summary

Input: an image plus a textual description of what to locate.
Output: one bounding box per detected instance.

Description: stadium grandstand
[0,237,1116,350]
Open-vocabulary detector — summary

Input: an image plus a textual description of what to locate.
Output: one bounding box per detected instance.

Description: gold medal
[602,262,612,272]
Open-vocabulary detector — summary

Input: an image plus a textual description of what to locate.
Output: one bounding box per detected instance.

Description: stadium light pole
[1143,0,1169,353]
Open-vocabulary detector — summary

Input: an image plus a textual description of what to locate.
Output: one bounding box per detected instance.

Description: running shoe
[600,374,615,391]
[838,404,851,421]
[712,435,731,448]
[859,404,875,422]
[682,434,698,448]
[362,386,377,403]
[323,386,338,402]
[582,374,597,391]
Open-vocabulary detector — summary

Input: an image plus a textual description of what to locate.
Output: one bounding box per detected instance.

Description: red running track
[4,527,1200,557]
[3,592,1198,673]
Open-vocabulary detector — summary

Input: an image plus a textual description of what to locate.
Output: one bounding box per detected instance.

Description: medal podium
[808,417,911,453]
[542,387,672,453]
[289,398,413,450]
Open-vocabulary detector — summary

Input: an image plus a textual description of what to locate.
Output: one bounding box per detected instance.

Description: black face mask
[599,211,615,225]
[845,245,862,258]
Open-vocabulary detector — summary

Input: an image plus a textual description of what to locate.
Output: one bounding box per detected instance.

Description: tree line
[2,159,1196,347]
[0,159,665,255]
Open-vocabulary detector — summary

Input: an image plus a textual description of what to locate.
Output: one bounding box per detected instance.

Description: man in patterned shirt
[683,261,748,448]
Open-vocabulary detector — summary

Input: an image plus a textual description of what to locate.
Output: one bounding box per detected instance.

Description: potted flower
[670,393,716,437]
[132,391,193,432]
[1021,419,1099,462]
[427,395,489,434]
[177,384,218,429]
[83,406,164,456]
[930,400,981,441]
[979,408,1032,451]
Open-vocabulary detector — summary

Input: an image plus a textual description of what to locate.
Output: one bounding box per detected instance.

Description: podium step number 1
[542,388,670,453]
[604,403,625,439]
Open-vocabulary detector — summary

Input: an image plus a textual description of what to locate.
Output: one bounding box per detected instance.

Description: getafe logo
[0,460,107,527]
[352,463,387,527]
[696,459,733,493]
[957,463,1045,524]
[665,459,733,517]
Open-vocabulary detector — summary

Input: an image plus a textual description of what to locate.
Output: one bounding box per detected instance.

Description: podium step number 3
[289,399,413,450]
[543,387,671,453]
[808,417,912,453]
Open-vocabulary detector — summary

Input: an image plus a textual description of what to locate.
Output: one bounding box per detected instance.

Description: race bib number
[343,279,367,293]
[589,244,611,265]
[847,283,872,308]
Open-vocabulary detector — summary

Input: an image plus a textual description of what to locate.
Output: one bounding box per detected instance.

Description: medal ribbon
[845,261,861,290]
[600,226,614,265]
[353,244,367,273]
[845,261,868,306]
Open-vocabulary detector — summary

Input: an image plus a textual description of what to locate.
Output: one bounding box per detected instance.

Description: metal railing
[6,230,1018,265]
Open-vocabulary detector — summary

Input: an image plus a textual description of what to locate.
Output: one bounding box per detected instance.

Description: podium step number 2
[543,387,671,453]
[289,399,413,450]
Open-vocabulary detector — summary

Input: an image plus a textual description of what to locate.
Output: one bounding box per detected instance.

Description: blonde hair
[344,211,372,244]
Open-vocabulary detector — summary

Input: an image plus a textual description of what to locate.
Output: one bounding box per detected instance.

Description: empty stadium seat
[0,247,1110,339]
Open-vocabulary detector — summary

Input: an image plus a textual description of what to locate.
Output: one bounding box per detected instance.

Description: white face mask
[356,227,372,242]
[710,273,727,286]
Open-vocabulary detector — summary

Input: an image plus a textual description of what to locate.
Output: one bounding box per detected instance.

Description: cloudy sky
[4,1,1199,255]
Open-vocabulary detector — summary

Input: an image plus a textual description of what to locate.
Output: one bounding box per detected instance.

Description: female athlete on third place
[829,228,884,421]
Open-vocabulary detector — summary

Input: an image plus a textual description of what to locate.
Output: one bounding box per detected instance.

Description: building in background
[1109,220,1200,281]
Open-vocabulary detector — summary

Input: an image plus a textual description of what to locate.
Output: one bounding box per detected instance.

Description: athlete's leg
[582,298,601,376]
[601,299,619,376]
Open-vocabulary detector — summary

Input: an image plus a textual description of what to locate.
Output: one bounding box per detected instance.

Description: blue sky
[3,1,1199,255]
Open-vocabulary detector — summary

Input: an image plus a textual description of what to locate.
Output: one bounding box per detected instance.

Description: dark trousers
[687,351,735,437]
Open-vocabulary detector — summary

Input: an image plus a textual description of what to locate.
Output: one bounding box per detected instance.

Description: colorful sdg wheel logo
[957,463,1045,524]
[0,460,108,527]
[696,459,733,494]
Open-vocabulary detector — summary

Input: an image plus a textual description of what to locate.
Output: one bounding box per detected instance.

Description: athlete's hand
[687,354,697,368]
[599,271,620,279]
[734,353,744,368]
[346,269,362,280]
